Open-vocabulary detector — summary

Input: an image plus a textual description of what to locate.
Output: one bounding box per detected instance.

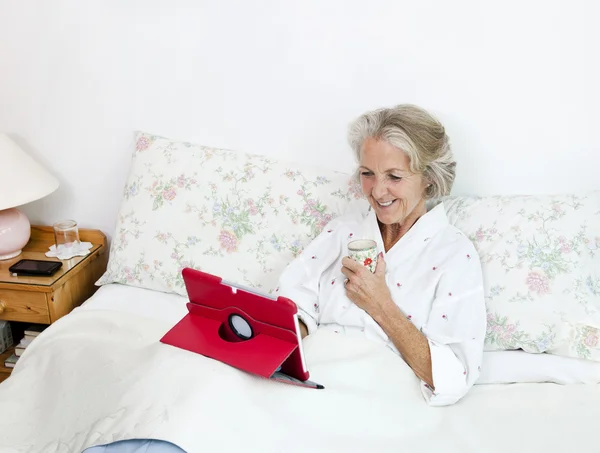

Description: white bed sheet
[1,283,598,453]
[84,284,600,447]
[85,285,600,385]
[80,283,189,323]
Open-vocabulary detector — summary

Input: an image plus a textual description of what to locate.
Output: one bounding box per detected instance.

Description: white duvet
[0,285,599,453]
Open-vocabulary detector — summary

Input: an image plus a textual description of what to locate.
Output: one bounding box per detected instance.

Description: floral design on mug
[348,239,378,273]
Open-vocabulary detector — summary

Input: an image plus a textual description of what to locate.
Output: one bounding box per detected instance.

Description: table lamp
[0,134,59,260]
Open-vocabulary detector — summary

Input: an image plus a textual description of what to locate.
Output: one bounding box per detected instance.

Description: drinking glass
[53,220,80,254]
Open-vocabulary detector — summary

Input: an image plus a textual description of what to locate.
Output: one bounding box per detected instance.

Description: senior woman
[277,104,486,407]
[84,105,484,453]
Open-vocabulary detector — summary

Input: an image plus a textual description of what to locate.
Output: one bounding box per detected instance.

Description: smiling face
[359,137,428,226]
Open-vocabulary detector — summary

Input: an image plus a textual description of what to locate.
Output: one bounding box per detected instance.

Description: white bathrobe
[276,200,486,406]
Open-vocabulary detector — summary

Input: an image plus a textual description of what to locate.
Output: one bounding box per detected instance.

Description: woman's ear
[422,177,433,199]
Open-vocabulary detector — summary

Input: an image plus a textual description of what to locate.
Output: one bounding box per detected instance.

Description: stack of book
[3,353,17,369]
[3,324,46,369]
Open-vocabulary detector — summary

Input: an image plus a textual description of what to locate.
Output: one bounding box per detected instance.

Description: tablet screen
[293,314,308,373]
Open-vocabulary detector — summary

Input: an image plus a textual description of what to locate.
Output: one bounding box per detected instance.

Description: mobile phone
[8,259,63,277]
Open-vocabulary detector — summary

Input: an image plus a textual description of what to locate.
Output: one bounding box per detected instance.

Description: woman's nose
[372,179,388,198]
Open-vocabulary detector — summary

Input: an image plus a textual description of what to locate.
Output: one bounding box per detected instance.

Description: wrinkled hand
[341,252,393,321]
[298,319,309,339]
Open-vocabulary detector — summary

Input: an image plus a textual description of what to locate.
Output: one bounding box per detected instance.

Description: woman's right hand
[298,319,309,339]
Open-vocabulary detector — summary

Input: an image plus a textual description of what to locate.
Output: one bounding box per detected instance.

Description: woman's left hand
[341,253,394,321]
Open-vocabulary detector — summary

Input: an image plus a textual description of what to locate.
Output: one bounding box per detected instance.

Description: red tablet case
[160,268,321,388]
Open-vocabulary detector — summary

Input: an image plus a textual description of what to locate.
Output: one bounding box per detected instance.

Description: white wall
[1,0,598,240]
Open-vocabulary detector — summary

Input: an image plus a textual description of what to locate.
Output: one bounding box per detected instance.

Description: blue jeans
[84,439,185,453]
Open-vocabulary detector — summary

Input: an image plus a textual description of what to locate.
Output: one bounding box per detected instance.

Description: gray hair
[347,104,456,199]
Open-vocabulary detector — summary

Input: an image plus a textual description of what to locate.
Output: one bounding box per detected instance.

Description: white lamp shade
[0,134,59,211]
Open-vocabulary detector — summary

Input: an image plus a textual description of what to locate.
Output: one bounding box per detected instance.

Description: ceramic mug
[348,239,378,273]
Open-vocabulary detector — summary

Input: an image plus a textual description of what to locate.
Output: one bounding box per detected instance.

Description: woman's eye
[360,172,372,177]
[389,175,403,181]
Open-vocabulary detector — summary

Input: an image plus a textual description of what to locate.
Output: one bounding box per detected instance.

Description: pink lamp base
[0,208,31,260]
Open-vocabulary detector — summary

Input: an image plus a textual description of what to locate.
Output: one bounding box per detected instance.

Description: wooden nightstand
[0,226,108,383]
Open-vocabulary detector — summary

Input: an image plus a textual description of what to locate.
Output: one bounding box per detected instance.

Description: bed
[0,131,598,452]
[0,283,599,452]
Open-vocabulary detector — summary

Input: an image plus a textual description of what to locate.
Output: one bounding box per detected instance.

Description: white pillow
[444,192,600,362]
[476,350,600,385]
[97,131,360,297]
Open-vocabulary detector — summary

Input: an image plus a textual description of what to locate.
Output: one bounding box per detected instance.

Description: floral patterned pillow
[444,192,600,361]
[97,131,362,296]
